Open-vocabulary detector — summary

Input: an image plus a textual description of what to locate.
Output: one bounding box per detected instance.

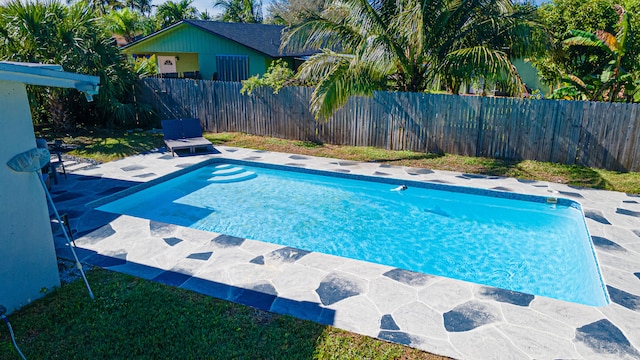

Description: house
[121,20,316,81]
[0,61,99,314]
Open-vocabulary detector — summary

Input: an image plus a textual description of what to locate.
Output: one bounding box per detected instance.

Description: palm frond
[445,45,525,95]
[296,49,354,83]
[297,49,385,118]
[281,14,361,53]
[311,60,385,119]
[564,30,611,54]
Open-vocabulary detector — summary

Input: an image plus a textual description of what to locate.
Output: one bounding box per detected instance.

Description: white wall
[0,80,60,315]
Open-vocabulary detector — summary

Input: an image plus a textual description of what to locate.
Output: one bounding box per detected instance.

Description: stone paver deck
[50,146,640,360]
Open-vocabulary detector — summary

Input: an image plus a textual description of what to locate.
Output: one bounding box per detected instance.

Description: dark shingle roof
[188,20,316,57]
[124,20,316,58]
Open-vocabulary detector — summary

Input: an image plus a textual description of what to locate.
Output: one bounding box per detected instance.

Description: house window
[215,55,249,82]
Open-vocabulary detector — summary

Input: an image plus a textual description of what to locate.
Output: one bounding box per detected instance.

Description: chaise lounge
[162,118,214,156]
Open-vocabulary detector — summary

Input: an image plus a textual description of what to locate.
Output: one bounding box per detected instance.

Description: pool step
[207,171,256,183]
[210,166,246,176]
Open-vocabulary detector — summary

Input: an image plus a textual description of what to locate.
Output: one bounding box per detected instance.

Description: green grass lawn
[0,267,447,360]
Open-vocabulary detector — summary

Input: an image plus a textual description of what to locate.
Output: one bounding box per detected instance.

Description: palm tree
[213,0,262,23]
[155,0,199,28]
[561,5,633,101]
[124,0,152,15]
[282,0,542,118]
[102,7,153,43]
[84,0,126,15]
[199,9,213,20]
[266,0,326,26]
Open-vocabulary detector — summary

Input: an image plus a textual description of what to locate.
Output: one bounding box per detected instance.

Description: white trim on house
[0,61,100,96]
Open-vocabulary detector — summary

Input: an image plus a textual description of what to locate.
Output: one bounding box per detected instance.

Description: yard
[5,127,636,359]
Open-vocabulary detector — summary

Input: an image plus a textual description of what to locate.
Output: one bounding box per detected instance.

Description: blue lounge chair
[161,119,214,156]
[181,118,205,138]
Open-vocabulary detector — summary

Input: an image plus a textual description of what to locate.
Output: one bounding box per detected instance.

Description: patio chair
[162,72,179,78]
[161,118,214,156]
[183,71,201,79]
[35,138,67,184]
[49,151,67,184]
[161,119,182,141]
[49,139,67,183]
[181,118,205,138]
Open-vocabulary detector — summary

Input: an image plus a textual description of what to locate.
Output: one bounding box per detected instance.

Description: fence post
[475,97,484,158]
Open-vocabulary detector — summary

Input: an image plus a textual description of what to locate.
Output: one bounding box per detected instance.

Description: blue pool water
[97,161,609,306]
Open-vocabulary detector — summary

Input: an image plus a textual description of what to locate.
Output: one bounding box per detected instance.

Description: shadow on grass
[70,132,165,161]
[511,161,612,190]
[565,165,611,189]
[474,159,522,177]
[35,127,165,160]
[369,152,445,163]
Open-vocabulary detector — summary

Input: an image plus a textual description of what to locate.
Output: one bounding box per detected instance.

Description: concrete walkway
[50,146,640,360]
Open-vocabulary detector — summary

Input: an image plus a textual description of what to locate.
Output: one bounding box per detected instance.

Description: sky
[154,0,274,18]
[187,0,220,16]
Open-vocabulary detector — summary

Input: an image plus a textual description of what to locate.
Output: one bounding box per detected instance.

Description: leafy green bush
[133,55,159,78]
[240,59,296,95]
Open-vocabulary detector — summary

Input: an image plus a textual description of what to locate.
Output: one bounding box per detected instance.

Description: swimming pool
[97,160,609,306]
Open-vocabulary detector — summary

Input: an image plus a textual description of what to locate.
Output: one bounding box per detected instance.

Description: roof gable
[123,20,315,58]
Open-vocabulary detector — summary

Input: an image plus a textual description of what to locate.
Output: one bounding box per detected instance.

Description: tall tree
[82,0,125,15]
[0,0,155,128]
[266,0,325,25]
[124,0,152,15]
[102,7,154,43]
[155,0,199,28]
[199,9,213,20]
[535,0,640,87]
[557,5,636,101]
[282,0,542,118]
[213,0,262,23]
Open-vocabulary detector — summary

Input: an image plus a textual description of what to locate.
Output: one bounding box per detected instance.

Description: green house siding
[123,24,271,80]
[513,58,549,95]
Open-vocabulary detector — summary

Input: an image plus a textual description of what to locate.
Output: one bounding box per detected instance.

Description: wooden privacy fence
[140,78,640,172]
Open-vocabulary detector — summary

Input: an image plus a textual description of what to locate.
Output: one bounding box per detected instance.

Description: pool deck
[50,146,640,360]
